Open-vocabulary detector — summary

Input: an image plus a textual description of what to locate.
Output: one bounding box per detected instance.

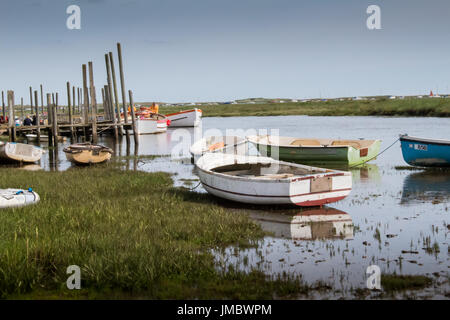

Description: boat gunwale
[400,135,450,147]
[165,108,202,118]
[247,135,380,150]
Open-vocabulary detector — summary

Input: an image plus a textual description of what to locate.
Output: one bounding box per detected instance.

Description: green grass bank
[158,98,450,117]
[0,166,310,299]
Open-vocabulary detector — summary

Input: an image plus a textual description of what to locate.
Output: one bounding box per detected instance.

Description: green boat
[247,135,381,166]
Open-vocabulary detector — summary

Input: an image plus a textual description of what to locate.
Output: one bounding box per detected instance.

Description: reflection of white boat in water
[401,170,450,204]
[249,207,353,240]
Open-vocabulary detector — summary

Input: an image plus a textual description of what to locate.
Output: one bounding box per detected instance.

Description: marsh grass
[0,167,308,299]
[381,274,433,292]
[159,98,450,117]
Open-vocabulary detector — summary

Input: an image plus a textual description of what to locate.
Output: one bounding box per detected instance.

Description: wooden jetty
[0,43,139,147]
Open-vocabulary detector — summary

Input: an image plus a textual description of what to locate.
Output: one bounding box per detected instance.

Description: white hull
[0,142,44,163]
[0,189,40,209]
[135,118,167,135]
[166,109,202,127]
[196,153,352,207]
[190,136,248,163]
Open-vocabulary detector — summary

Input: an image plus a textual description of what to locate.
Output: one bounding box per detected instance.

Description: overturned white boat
[190,136,248,162]
[0,142,44,163]
[195,153,352,207]
[0,188,40,209]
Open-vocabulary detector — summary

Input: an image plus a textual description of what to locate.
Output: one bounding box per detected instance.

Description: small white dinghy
[195,153,352,206]
[0,142,44,163]
[0,188,40,209]
[190,136,248,163]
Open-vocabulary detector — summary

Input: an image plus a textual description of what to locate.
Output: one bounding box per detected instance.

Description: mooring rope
[348,137,400,169]
[187,181,202,191]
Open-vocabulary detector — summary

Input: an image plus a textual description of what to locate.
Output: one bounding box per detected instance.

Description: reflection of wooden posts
[52,104,58,146]
[105,54,118,139]
[34,90,41,142]
[128,90,139,146]
[66,81,74,139]
[117,43,130,141]
[46,93,53,147]
[82,64,89,141]
[7,91,16,142]
[88,62,98,143]
[109,52,123,136]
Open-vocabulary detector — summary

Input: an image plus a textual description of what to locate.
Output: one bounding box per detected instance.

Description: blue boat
[399,134,450,167]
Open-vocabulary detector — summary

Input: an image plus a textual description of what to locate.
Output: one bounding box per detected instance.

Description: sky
[0,0,449,104]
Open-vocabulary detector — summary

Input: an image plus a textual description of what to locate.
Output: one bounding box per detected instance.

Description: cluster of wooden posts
[0,43,139,147]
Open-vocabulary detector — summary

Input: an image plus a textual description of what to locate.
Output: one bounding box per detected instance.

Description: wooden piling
[7,91,16,142]
[128,90,139,146]
[34,90,41,142]
[117,43,130,141]
[20,98,24,121]
[88,62,98,143]
[109,52,123,136]
[72,85,77,139]
[1,91,5,121]
[29,86,33,118]
[66,82,74,139]
[52,103,58,146]
[46,93,54,147]
[104,85,112,121]
[82,65,89,141]
[105,54,118,139]
[40,84,44,115]
[77,87,81,114]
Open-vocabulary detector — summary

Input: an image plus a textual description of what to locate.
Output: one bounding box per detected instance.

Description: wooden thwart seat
[290,139,321,147]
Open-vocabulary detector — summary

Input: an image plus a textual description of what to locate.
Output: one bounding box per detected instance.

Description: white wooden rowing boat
[0,188,40,209]
[250,207,353,240]
[0,142,44,163]
[63,143,113,165]
[165,108,202,127]
[135,114,168,134]
[195,153,352,206]
[190,136,248,162]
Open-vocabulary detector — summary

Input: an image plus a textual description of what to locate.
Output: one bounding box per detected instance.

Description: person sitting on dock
[32,115,37,125]
[23,115,32,126]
